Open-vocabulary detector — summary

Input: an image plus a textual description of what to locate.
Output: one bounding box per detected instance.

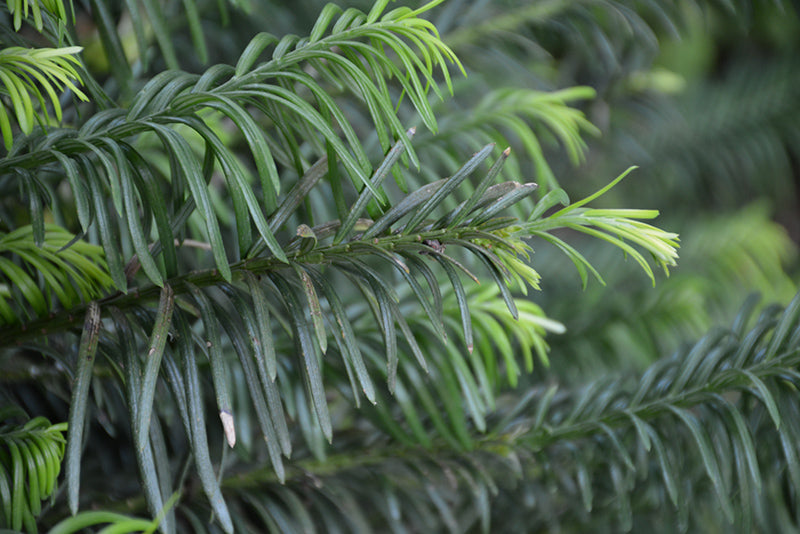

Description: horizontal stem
[0,224,493,347]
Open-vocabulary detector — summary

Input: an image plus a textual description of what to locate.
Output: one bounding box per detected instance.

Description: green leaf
[123,146,178,279]
[669,329,729,394]
[404,144,495,233]
[766,290,800,359]
[714,395,762,493]
[218,282,286,456]
[7,439,25,530]
[340,259,420,391]
[469,182,539,225]
[363,179,447,239]
[0,256,46,318]
[741,370,781,430]
[460,242,518,320]
[235,33,278,76]
[47,511,155,534]
[576,460,593,513]
[533,231,604,288]
[446,147,511,228]
[598,422,634,472]
[0,105,11,151]
[437,258,473,353]
[667,405,733,522]
[85,160,126,292]
[270,274,332,443]
[144,122,231,281]
[65,301,102,515]
[309,3,341,42]
[292,264,327,354]
[110,308,172,534]
[136,285,175,452]
[159,354,191,443]
[401,253,444,332]
[249,156,328,258]
[335,130,414,243]
[214,300,287,479]
[243,272,278,382]
[552,166,639,217]
[196,96,283,245]
[306,267,376,405]
[103,139,164,287]
[444,342,487,431]
[141,0,179,69]
[528,188,570,222]
[389,254,447,341]
[646,426,679,508]
[20,174,45,248]
[174,312,233,533]
[126,72,197,120]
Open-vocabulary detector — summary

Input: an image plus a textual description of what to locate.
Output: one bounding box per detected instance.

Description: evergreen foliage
[0,0,798,532]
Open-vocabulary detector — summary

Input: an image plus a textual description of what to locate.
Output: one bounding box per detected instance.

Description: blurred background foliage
[531,0,800,379]
[2,0,800,531]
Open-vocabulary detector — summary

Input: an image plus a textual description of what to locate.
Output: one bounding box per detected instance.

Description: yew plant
[1,0,798,532]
